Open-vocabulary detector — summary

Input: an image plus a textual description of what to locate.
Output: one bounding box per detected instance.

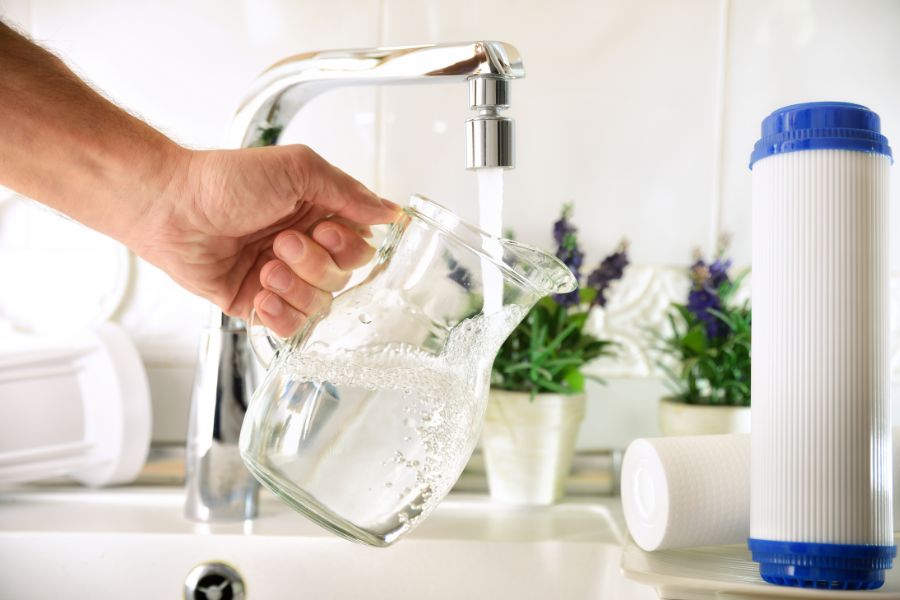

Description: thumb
[282,144,400,225]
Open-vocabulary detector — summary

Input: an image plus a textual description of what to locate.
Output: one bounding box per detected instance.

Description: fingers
[254,257,334,337]
[259,259,332,315]
[319,215,373,239]
[282,145,401,225]
[311,220,376,271]
[253,290,307,338]
[253,221,378,337]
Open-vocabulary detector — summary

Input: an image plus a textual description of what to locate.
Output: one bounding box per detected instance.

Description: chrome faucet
[185,41,525,521]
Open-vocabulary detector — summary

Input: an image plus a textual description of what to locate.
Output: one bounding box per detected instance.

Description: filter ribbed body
[750,149,892,546]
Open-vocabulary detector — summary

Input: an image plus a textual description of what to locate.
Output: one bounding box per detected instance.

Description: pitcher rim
[404,194,577,296]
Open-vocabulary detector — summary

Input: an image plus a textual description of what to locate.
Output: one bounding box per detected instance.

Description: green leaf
[563,368,585,392]
[579,287,598,305]
[534,376,572,394]
[682,327,707,353]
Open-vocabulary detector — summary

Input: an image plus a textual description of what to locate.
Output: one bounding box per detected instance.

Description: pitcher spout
[500,239,577,298]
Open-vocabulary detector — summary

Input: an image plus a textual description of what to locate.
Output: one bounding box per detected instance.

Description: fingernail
[261,293,284,317]
[276,233,304,261]
[267,265,292,292]
[316,227,342,252]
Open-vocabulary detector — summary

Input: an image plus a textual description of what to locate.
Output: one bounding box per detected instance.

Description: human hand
[130,144,399,337]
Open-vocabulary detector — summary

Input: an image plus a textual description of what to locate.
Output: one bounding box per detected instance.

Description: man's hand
[135,145,398,338]
[0,21,398,338]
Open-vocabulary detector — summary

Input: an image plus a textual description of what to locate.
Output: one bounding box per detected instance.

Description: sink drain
[184,561,245,600]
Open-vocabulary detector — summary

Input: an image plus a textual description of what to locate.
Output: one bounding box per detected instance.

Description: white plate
[0,441,92,468]
[621,535,900,599]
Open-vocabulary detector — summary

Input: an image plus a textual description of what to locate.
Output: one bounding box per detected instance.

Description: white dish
[621,535,900,598]
[0,441,92,468]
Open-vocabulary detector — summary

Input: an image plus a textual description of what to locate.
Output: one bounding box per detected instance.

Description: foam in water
[249,304,527,545]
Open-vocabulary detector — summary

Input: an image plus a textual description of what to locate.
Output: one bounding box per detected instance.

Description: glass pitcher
[240,195,575,546]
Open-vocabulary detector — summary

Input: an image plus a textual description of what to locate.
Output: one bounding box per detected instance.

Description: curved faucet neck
[230,41,524,148]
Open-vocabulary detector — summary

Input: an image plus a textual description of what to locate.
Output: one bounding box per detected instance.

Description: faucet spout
[230,41,524,153]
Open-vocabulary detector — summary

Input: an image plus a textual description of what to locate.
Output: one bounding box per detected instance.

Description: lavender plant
[658,244,751,406]
[492,205,629,397]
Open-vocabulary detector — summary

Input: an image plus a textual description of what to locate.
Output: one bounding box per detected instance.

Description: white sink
[0,487,656,599]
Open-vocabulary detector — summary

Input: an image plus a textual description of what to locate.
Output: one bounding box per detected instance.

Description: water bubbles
[358,313,373,324]
[274,304,530,537]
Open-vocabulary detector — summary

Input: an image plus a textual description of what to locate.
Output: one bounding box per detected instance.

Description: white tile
[378,0,724,266]
[20,0,382,440]
[718,0,900,267]
[0,0,31,30]
[0,196,31,248]
[29,0,380,177]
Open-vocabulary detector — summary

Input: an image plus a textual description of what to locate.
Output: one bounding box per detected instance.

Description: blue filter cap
[748,538,896,590]
[749,101,893,168]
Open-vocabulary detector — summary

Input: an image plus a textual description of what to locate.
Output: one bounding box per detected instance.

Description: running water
[477,167,505,314]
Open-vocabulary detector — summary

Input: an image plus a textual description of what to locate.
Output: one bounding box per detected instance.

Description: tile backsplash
[2,0,899,447]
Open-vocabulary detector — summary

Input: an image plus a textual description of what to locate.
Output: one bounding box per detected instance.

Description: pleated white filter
[751,149,893,546]
[621,429,900,552]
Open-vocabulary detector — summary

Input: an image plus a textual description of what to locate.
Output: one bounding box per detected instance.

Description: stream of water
[477,167,505,314]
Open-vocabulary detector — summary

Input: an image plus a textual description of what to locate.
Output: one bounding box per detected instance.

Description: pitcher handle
[247,308,285,369]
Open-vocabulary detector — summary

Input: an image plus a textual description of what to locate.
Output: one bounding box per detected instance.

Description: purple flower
[687,287,725,338]
[549,206,629,309]
[587,245,629,307]
[553,238,584,306]
[552,206,576,245]
[686,255,732,338]
[708,258,732,289]
[551,209,584,306]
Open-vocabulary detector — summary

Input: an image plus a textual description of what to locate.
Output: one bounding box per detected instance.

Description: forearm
[0,21,187,244]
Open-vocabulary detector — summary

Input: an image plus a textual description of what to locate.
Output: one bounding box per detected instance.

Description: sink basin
[0,487,655,599]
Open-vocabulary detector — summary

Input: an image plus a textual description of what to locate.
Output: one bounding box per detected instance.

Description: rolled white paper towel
[621,429,899,551]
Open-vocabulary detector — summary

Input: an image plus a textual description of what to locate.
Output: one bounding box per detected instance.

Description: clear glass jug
[240,195,576,546]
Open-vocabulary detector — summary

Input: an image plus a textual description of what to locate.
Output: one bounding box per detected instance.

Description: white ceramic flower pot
[658,396,751,436]
[481,389,586,506]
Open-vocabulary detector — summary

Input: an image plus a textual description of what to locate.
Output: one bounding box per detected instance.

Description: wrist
[118,140,193,254]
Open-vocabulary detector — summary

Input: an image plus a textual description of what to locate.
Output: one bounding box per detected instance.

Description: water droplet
[358,313,373,324]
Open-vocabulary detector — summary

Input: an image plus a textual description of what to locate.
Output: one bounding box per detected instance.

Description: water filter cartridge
[620,429,900,552]
[749,102,895,589]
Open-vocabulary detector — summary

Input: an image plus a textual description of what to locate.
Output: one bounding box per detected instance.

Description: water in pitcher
[249,303,526,545]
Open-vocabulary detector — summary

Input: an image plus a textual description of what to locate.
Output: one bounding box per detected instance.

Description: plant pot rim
[490,388,586,400]
[660,396,750,410]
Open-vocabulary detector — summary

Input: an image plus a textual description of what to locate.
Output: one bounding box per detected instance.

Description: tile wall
[1,0,899,447]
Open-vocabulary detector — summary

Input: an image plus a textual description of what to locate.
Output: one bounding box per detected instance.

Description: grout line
[708,0,732,256]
